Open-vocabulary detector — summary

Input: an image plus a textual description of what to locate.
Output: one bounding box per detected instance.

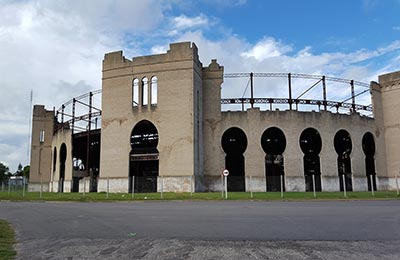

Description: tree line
[0,162,29,182]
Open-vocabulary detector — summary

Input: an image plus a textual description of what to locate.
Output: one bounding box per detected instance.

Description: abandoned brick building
[29,42,400,193]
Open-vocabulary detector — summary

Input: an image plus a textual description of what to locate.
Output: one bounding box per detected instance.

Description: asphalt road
[1,200,399,259]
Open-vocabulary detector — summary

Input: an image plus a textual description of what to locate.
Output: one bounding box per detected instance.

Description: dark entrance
[334,129,353,191]
[221,127,247,192]
[261,127,286,192]
[362,132,377,191]
[59,143,67,192]
[129,120,159,193]
[299,128,322,192]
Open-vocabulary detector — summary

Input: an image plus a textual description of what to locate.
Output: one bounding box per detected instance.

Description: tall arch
[221,127,247,191]
[299,128,322,191]
[362,132,377,191]
[334,129,353,191]
[151,76,158,106]
[261,127,286,192]
[59,143,67,192]
[129,120,159,193]
[141,77,148,106]
[132,78,139,107]
[53,147,57,172]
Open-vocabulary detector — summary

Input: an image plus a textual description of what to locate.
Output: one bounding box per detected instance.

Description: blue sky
[0,0,400,171]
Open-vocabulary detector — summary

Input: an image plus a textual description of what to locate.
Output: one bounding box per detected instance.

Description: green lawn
[0,190,399,202]
[0,220,16,260]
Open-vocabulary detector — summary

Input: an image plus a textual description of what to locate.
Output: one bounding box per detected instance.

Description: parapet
[378,70,400,85]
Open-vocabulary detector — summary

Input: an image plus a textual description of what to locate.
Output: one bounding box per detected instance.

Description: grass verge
[0,220,16,260]
[0,190,399,202]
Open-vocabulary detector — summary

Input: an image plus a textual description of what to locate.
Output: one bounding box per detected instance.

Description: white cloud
[173,14,209,30]
[393,26,400,31]
[241,37,293,61]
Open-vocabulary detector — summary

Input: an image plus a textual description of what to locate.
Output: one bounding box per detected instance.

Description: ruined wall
[29,105,54,192]
[374,71,400,189]
[100,42,203,192]
[50,129,73,192]
[204,108,380,192]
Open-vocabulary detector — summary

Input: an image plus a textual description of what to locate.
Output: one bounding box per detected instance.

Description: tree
[23,165,30,179]
[15,163,23,176]
[0,162,10,182]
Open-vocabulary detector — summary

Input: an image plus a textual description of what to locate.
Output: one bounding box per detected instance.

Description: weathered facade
[29,42,400,193]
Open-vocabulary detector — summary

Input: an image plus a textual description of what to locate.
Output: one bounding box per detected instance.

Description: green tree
[23,165,30,179]
[0,162,10,182]
[15,163,23,176]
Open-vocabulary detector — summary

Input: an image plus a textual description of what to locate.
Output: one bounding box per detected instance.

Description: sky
[0,0,400,172]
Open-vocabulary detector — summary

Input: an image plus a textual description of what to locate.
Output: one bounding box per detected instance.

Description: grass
[0,190,399,202]
[0,220,16,260]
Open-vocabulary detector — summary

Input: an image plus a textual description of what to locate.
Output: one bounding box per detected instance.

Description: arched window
[151,76,158,106]
[132,78,139,107]
[141,77,148,106]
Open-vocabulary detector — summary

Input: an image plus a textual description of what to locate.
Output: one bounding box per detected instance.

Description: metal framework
[223,73,372,113]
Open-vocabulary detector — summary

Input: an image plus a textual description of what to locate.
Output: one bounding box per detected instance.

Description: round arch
[261,127,286,192]
[221,127,247,192]
[334,129,353,191]
[299,128,322,192]
[362,132,377,191]
[129,120,159,193]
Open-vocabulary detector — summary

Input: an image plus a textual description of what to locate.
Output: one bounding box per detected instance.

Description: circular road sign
[222,169,229,177]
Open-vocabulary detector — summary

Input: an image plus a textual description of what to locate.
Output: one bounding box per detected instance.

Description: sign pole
[342,174,347,197]
[396,171,399,196]
[370,174,375,196]
[225,176,228,200]
[221,174,224,198]
[312,174,316,198]
[280,175,284,198]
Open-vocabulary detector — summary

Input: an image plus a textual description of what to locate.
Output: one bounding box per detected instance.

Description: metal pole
[342,174,347,197]
[350,80,355,112]
[288,73,292,110]
[250,72,254,108]
[22,178,25,197]
[322,76,327,111]
[250,176,253,199]
[160,176,163,199]
[396,171,399,196]
[131,177,135,199]
[369,174,374,196]
[190,175,193,196]
[106,176,109,199]
[221,175,224,198]
[280,175,284,198]
[83,177,86,197]
[8,177,10,196]
[40,175,43,198]
[225,176,228,199]
[312,174,316,198]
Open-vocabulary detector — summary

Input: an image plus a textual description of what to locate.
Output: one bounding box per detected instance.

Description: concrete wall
[203,108,381,192]
[374,71,400,189]
[29,105,54,190]
[100,42,203,192]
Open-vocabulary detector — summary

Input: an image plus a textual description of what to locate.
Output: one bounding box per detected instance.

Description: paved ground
[0,200,399,259]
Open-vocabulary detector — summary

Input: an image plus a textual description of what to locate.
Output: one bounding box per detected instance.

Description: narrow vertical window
[151,76,158,106]
[132,78,139,107]
[142,77,148,106]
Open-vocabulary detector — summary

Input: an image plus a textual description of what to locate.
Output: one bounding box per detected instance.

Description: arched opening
[132,78,139,107]
[151,76,157,106]
[299,128,322,192]
[261,127,286,192]
[129,120,159,193]
[141,77,148,106]
[53,147,57,172]
[362,132,377,191]
[221,127,247,191]
[59,143,67,192]
[334,130,353,191]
